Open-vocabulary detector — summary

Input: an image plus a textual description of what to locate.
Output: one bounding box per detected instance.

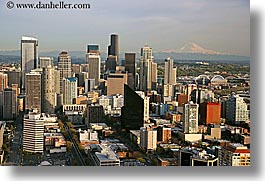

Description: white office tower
[183,101,199,134]
[140,127,157,152]
[226,93,250,124]
[136,91,150,123]
[23,110,44,153]
[139,45,157,91]
[21,36,38,90]
[164,57,177,85]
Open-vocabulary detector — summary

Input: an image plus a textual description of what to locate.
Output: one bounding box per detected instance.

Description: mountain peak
[178,42,226,55]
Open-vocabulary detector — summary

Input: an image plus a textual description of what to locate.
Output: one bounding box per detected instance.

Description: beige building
[106,72,127,96]
[218,143,250,166]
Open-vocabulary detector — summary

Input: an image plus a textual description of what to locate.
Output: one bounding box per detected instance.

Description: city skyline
[0,0,250,56]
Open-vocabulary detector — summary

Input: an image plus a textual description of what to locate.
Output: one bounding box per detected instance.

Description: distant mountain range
[0,42,250,63]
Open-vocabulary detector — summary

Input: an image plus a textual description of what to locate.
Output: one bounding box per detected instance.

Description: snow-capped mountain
[179,42,225,54]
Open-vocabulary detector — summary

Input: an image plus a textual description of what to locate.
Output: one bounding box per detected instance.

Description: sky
[0,0,250,56]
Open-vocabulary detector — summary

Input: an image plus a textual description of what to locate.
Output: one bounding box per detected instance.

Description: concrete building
[0,72,8,92]
[139,45,157,92]
[58,51,72,93]
[218,143,250,166]
[6,70,21,88]
[105,55,117,72]
[191,88,214,104]
[157,126,171,143]
[86,45,101,86]
[42,65,57,114]
[164,57,176,85]
[62,77,77,105]
[3,87,17,120]
[25,71,42,112]
[84,79,95,93]
[21,36,38,90]
[106,72,127,96]
[94,144,120,166]
[183,101,199,134]
[226,94,249,124]
[39,57,54,68]
[86,104,104,125]
[140,127,157,152]
[23,110,44,153]
[0,122,4,151]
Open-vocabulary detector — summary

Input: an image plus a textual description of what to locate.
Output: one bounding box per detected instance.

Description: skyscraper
[105,55,117,72]
[25,71,42,112]
[21,36,38,90]
[58,51,72,93]
[62,77,77,105]
[0,72,8,92]
[183,101,199,134]
[42,65,57,114]
[23,110,44,153]
[86,45,100,87]
[164,58,176,85]
[108,34,119,62]
[39,57,54,68]
[139,45,157,92]
[3,87,17,120]
[106,72,128,96]
[125,53,136,90]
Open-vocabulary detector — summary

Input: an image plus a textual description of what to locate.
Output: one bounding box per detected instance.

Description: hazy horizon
[0,0,250,56]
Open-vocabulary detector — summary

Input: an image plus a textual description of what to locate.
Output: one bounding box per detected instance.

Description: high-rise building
[75,72,89,87]
[25,71,42,112]
[86,45,100,86]
[125,52,136,90]
[157,126,171,143]
[39,57,54,68]
[58,51,72,93]
[86,104,104,125]
[6,70,21,88]
[2,87,17,120]
[218,143,250,166]
[0,122,5,151]
[183,101,199,134]
[191,88,214,104]
[140,127,157,152]
[106,72,127,96]
[62,77,77,105]
[121,85,147,131]
[42,65,57,114]
[105,55,117,72]
[139,45,157,92]
[23,110,44,153]
[164,57,177,85]
[200,102,221,125]
[21,36,38,90]
[84,79,95,93]
[226,94,249,124]
[0,72,8,92]
[108,34,119,61]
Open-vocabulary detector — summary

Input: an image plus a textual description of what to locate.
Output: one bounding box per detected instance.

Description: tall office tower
[62,77,77,105]
[86,45,100,86]
[72,64,82,74]
[121,85,147,131]
[225,93,249,125]
[2,87,17,120]
[25,71,42,112]
[75,72,89,87]
[54,68,60,94]
[108,34,119,61]
[0,72,8,92]
[139,45,157,92]
[183,101,199,134]
[21,36,38,90]
[218,143,250,166]
[164,57,177,85]
[42,65,57,114]
[23,110,44,153]
[135,91,150,123]
[39,57,54,68]
[106,72,128,96]
[185,84,197,101]
[140,127,157,152]
[6,70,21,88]
[58,51,72,93]
[125,53,136,90]
[84,79,95,93]
[105,55,117,72]
[200,102,221,125]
